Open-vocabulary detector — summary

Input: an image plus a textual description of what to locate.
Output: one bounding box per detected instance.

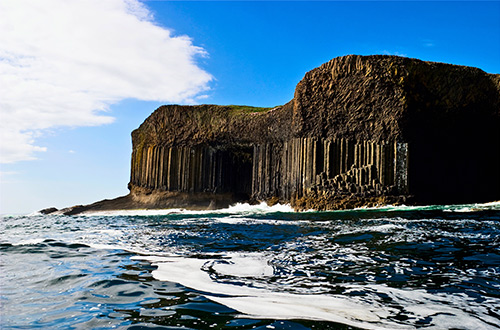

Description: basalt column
[252,142,283,200]
[251,138,409,200]
[130,145,253,197]
[313,138,408,196]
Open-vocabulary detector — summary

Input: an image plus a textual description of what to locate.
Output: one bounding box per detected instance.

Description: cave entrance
[220,145,254,199]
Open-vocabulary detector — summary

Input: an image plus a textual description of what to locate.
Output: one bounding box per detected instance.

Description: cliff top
[292,55,500,142]
[132,102,293,148]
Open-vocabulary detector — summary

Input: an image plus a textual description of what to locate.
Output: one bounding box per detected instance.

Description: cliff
[291,55,500,205]
[44,55,500,215]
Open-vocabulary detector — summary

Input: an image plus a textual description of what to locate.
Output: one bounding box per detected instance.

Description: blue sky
[1,0,499,214]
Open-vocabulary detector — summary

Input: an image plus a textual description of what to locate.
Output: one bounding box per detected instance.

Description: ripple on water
[1,205,499,329]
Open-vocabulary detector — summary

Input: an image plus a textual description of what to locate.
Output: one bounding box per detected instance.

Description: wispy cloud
[0,0,212,163]
[422,39,435,48]
[381,50,408,57]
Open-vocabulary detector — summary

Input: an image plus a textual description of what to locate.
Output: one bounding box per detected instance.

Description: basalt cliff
[45,55,500,215]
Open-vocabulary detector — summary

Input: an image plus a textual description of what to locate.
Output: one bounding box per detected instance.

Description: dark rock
[39,207,58,214]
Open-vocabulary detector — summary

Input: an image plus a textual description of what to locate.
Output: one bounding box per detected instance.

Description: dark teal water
[1,202,499,330]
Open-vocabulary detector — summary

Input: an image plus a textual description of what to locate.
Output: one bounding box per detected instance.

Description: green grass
[227,105,276,114]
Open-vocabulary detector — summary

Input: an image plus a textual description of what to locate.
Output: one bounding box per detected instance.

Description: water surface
[1,202,499,329]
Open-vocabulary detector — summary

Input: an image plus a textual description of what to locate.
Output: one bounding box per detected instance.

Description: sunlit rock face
[128,55,500,211]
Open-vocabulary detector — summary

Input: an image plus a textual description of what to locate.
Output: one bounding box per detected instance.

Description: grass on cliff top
[227,105,276,115]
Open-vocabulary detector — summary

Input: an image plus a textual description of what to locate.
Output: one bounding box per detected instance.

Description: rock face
[47,55,500,214]
[290,55,500,205]
[127,55,500,210]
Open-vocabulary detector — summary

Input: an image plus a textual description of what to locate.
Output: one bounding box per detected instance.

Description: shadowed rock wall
[290,55,500,205]
[252,138,408,201]
[130,136,409,207]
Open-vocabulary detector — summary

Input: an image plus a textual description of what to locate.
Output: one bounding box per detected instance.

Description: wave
[22,200,500,218]
[134,255,395,330]
[350,200,500,213]
[81,202,295,217]
[136,253,500,330]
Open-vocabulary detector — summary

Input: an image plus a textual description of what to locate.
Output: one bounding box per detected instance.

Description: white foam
[443,207,472,212]
[11,238,46,246]
[81,209,186,216]
[81,202,295,217]
[28,200,500,217]
[135,255,409,329]
[136,254,500,330]
[221,202,294,214]
[208,253,274,277]
[443,201,500,212]
[210,294,400,329]
[353,201,500,213]
[358,284,500,330]
[27,211,43,216]
[478,200,500,207]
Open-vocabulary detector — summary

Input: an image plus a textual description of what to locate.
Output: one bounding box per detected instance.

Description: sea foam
[134,253,500,330]
[81,202,294,217]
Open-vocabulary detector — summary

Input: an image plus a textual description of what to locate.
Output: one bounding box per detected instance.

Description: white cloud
[0,0,212,163]
[381,50,408,57]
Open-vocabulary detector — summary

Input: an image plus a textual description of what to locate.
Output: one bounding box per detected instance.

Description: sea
[1,202,500,330]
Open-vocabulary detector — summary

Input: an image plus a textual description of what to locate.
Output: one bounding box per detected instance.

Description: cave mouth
[408,123,500,204]
[221,145,254,199]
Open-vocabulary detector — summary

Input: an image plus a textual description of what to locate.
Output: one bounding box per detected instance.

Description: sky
[1,0,499,215]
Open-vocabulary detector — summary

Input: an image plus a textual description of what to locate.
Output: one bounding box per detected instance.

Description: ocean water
[1,202,500,330]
